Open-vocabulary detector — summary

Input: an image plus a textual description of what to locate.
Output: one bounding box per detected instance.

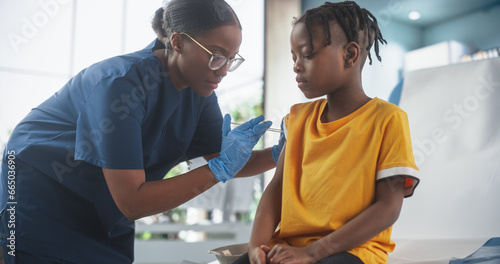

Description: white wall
[397,57,500,238]
[0,0,161,148]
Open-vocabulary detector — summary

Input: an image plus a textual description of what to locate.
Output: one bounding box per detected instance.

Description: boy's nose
[293,61,303,73]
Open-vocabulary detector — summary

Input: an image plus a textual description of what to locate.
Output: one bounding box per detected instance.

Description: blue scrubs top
[0,39,223,262]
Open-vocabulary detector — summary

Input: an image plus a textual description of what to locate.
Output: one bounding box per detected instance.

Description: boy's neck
[321,85,371,123]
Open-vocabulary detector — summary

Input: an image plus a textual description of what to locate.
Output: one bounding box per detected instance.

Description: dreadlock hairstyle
[152,0,241,50]
[295,1,387,65]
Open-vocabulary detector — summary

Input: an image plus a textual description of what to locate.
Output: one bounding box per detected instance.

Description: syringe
[231,122,283,133]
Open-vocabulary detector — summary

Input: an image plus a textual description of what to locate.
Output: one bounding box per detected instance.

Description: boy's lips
[296,76,307,88]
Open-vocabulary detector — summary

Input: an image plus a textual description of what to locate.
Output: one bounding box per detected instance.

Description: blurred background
[1,0,500,263]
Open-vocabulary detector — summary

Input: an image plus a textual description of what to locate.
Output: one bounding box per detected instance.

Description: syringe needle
[231,122,283,133]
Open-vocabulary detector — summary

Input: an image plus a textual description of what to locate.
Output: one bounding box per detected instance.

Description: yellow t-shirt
[270,98,419,264]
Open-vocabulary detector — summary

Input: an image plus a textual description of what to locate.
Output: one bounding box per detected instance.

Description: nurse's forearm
[103,166,219,221]
[136,165,220,219]
[235,148,276,177]
[104,149,275,220]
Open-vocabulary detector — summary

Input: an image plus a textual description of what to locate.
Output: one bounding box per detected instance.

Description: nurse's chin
[193,87,215,97]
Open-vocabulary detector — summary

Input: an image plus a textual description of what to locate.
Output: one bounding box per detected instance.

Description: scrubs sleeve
[186,93,223,159]
[74,76,146,169]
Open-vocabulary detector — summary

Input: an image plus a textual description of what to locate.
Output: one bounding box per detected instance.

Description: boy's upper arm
[268,144,286,191]
[251,144,285,239]
[377,109,420,197]
[259,144,285,214]
[375,176,406,220]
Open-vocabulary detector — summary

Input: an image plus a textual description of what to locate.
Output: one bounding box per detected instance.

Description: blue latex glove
[271,117,286,163]
[208,114,272,183]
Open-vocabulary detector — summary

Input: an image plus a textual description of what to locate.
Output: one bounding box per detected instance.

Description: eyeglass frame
[179,32,245,72]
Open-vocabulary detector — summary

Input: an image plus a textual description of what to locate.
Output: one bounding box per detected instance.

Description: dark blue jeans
[233,251,364,264]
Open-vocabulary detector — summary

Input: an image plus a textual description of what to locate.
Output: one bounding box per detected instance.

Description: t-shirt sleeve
[283,114,290,139]
[185,93,223,159]
[74,76,146,169]
[376,109,420,197]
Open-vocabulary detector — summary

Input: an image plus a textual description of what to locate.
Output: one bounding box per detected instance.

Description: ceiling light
[408,10,421,20]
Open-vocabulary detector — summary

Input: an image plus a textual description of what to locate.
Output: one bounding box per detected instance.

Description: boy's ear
[344,41,360,68]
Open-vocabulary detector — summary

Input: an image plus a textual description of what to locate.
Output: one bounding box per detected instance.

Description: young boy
[236,1,419,263]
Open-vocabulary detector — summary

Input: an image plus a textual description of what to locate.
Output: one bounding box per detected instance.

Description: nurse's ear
[170,32,184,53]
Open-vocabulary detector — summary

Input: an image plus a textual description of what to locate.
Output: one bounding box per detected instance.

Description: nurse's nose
[215,64,228,77]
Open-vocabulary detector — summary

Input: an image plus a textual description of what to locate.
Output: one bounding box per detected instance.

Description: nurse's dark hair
[152,0,241,50]
[295,1,387,65]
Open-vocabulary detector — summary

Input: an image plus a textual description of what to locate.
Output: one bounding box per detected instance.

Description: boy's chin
[302,92,324,100]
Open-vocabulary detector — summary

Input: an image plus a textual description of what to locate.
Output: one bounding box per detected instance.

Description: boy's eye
[304,53,315,60]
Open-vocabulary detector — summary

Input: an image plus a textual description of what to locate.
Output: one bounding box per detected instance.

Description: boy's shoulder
[371,98,408,117]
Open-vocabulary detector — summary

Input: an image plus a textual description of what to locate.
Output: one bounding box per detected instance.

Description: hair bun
[152,7,168,42]
[151,0,241,51]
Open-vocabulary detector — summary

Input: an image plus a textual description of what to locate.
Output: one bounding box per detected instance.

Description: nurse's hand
[208,114,272,183]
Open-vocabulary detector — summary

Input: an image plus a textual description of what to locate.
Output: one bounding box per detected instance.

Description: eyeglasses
[180,32,245,72]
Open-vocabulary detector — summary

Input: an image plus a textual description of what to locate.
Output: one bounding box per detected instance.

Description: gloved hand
[271,117,286,163]
[208,114,272,183]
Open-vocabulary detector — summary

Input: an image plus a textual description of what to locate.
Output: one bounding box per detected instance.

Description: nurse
[0,0,282,263]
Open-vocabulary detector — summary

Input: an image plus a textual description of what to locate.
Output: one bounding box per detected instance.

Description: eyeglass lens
[209,55,243,72]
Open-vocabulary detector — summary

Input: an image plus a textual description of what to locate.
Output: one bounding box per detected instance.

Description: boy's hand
[267,244,316,264]
[249,245,272,264]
